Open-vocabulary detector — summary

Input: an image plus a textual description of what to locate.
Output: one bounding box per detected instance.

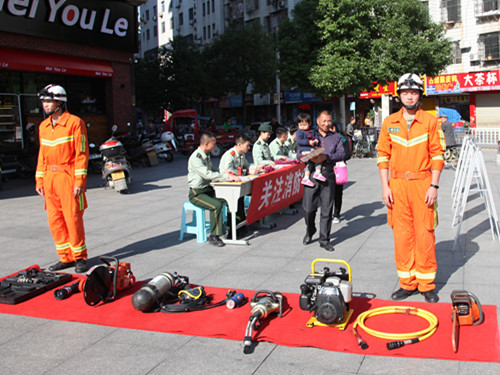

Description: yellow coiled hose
[352,306,438,350]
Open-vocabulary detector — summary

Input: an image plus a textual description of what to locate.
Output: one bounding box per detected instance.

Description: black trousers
[302,169,336,246]
[334,183,343,218]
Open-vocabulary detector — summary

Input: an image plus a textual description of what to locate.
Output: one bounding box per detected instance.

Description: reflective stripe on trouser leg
[390,178,437,292]
[189,188,226,236]
[45,170,87,262]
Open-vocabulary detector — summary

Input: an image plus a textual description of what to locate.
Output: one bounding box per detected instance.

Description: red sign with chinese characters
[245,163,304,225]
[360,82,396,99]
[458,70,500,92]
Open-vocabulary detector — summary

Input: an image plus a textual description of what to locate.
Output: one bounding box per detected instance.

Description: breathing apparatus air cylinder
[132,272,176,312]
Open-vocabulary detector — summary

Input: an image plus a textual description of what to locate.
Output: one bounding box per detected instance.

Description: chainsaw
[451,290,484,353]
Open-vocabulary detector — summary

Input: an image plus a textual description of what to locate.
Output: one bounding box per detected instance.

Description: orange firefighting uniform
[377,107,445,292]
[36,111,89,263]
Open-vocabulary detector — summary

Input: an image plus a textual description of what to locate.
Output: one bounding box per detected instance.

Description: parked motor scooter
[99,125,132,194]
[154,131,176,162]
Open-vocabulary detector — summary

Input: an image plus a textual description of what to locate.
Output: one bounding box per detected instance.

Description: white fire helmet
[38,84,67,102]
[397,73,424,94]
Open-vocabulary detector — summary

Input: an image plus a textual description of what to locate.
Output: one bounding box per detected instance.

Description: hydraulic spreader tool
[243,290,284,354]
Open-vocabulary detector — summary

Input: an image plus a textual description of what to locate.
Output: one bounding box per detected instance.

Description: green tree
[134,55,165,116]
[207,23,276,124]
[160,37,206,112]
[279,0,452,97]
[277,0,322,92]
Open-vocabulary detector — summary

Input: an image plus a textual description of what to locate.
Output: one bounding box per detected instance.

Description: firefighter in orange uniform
[35,84,89,273]
[377,73,445,303]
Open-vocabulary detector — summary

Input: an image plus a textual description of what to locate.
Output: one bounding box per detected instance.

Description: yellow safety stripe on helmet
[81,134,86,153]
[36,171,45,178]
[56,243,71,250]
[415,271,436,280]
[438,129,446,151]
[41,136,74,146]
[377,156,389,164]
[71,244,87,253]
[432,154,444,161]
[397,269,416,278]
[389,133,428,147]
[75,169,87,176]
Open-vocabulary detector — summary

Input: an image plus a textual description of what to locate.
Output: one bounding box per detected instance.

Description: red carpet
[0,275,499,362]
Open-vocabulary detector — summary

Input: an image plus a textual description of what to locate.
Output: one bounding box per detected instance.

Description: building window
[203,3,206,16]
[212,0,215,13]
[146,29,150,40]
[161,22,165,33]
[212,23,216,35]
[452,42,462,64]
[154,26,158,37]
[153,5,157,16]
[442,0,461,22]
[189,7,194,21]
[207,1,210,15]
[161,1,165,12]
[482,32,500,60]
[484,0,499,12]
[203,26,206,40]
[146,9,150,20]
[208,24,211,39]
[179,12,183,26]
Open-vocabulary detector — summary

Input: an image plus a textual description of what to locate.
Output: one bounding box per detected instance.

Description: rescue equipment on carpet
[451,290,484,353]
[352,306,438,350]
[0,266,72,304]
[131,271,246,313]
[299,258,353,329]
[82,257,136,306]
[243,290,284,354]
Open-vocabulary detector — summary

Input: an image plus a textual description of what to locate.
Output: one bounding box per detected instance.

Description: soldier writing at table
[188,131,239,247]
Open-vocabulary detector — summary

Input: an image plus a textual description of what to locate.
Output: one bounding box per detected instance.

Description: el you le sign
[1,0,129,37]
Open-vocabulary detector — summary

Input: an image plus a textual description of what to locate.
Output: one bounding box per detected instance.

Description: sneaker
[208,235,225,247]
[75,259,88,273]
[313,172,327,182]
[332,217,341,224]
[49,261,75,271]
[301,177,315,187]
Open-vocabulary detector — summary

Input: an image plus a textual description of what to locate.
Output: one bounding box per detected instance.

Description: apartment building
[423,0,500,127]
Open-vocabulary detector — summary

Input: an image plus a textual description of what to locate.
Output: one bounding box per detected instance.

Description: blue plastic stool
[179,202,227,243]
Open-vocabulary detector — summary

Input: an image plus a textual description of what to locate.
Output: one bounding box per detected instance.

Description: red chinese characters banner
[458,70,500,92]
[360,82,396,99]
[245,164,304,225]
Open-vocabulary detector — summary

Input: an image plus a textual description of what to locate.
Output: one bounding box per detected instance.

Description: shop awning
[0,47,113,77]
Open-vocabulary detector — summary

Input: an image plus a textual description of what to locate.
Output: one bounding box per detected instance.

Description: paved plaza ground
[0,149,499,374]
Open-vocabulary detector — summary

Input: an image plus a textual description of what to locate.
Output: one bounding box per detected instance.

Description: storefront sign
[285,90,302,103]
[426,70,500,94]
[426,74,461,95]
[360,82,396,99]
[254,93,270,106]
[459,70,500,92]
[0,0,138,52]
